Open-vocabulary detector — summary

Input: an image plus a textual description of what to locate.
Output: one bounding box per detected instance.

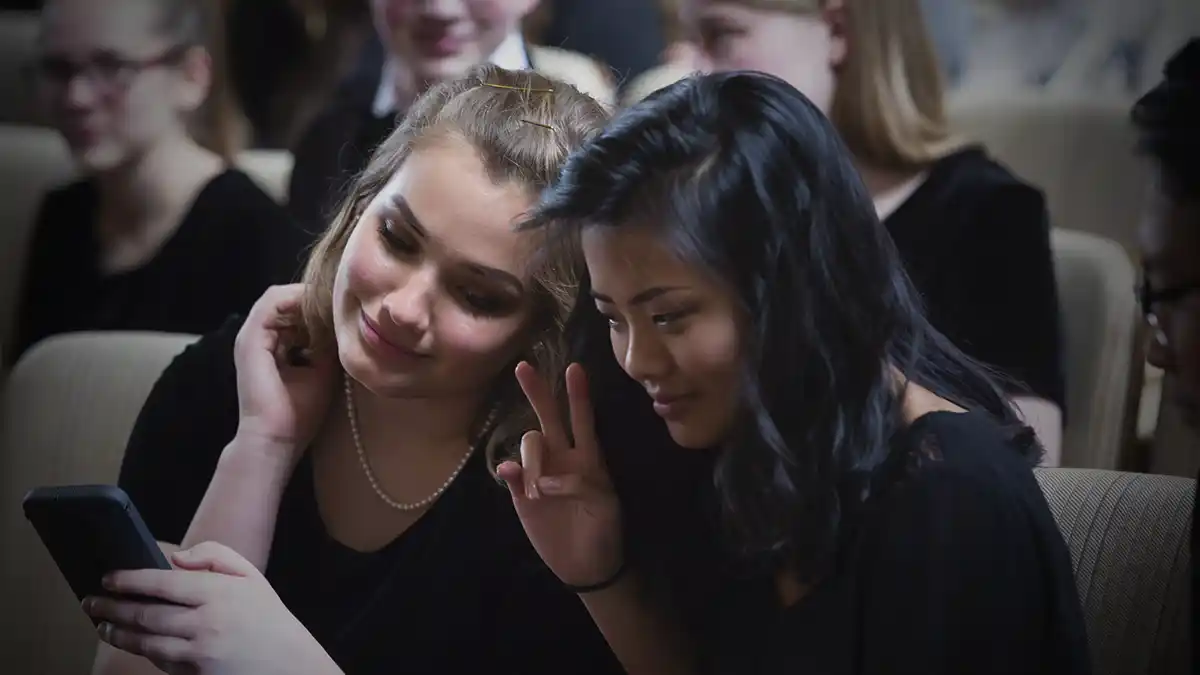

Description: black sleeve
[951,183,1066,409]
[857,463,1066,674]
[8,194,58,365]
[116,316,243,545]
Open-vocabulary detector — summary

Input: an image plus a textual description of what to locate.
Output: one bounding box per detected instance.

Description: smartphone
[22,484,170,612]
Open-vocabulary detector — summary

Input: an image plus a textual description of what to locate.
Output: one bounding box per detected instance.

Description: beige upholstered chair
[235,148,294,204]
[948,93,1149,255]
[0,12,41,127]
[0,331,197,675]
[620,61,695,107]
[1036,468,1193,675]
[1051,229,1142,469]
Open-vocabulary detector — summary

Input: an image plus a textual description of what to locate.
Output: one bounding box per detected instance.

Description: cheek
[337,229,391,305]
[435,312,528,371]
[675,315,740,385]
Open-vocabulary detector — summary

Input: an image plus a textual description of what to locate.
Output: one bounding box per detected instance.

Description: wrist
[564,557,629,595]
[222,433,301,477]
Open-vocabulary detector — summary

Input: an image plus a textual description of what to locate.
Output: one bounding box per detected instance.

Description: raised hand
[84,542,341,675]
[497,362,624,589]
[233,284,337,460]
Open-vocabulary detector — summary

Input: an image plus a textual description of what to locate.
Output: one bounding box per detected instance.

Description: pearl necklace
[343,374,496,511]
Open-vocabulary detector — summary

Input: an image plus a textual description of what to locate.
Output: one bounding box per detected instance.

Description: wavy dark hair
[1132,38,1200,201]
[525,70,1038,581]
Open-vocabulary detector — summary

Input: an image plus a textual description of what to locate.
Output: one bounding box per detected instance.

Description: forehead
[1139,195,1200,273]
[374,137,537,276]
[583,226,705,293]
[41,0,161,53]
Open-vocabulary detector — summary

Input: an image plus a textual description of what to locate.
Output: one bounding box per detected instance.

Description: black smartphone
[22,484,170,613]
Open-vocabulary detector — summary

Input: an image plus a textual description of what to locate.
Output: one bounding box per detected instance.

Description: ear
[822,0,849,70]
[175,45,212,112]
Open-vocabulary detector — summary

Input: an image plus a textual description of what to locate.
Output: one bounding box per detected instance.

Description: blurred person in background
[225,0,375,149]
[1131,36,1200,658]
[961,0,1085,92]
[286,0,614,237]
[529,0,665,87]
[678,0,1068,463]
[8,0,307,366]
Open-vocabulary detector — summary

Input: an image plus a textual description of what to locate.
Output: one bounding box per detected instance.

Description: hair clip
[480,81,554,94]
[520,119,555,131]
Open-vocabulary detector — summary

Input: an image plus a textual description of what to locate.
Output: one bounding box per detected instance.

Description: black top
[10,170,309,364]
[116,316,623,675]
[885,146,1067,410]
[707,411,1091,675]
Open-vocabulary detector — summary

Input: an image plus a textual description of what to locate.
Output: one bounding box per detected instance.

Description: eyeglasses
[1136,278,1200,347]
[24,45,188,99]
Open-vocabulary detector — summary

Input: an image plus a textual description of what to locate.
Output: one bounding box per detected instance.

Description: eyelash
[376,220,510,317]
[599,308,694,333]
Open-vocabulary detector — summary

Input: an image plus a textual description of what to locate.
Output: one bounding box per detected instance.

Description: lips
[411,23,467,58]
[359,310,430,363]
[648,391,696,419]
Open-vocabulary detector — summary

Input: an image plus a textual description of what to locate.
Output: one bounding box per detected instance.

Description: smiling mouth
[359,311,430,361]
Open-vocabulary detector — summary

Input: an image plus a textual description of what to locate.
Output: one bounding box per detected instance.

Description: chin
[70,144,127,174]
[663,418,724,450]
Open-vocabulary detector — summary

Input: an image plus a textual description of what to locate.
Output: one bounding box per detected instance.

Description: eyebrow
[592,286,687,306]
[385,194,526,294]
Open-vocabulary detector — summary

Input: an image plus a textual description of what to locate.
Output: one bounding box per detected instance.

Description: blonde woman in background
[677,0,1069,464]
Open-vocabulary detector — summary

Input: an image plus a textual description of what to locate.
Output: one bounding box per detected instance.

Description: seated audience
[10,0,307,364]
[287,0,615,237]
[510,69,1092,675]
[82,66,626,675]
[1131,36,1200,660]
[679,0,1067,461]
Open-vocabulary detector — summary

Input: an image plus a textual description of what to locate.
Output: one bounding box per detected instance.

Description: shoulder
[33,179,95,231]
[923,146,1047,214]
[873,411,1047,530]
[192,170,308,253]
[530,44,617,107]
[117,315,246,543]
[196,169,286,218]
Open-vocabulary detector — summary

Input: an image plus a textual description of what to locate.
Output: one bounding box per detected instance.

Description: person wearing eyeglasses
[8,0,309,365]
[1131,36,1200,660]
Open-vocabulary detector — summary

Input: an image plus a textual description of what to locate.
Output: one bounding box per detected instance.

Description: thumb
[171,542,260,577]
[496,460,527,503]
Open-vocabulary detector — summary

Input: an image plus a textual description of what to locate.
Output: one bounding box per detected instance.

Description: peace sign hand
[497,362,624,589]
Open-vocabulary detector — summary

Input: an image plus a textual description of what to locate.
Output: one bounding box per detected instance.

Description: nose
[616,324,673,384]
[381,264,437,334]
[62,72,100,110]
[417,0,463,16]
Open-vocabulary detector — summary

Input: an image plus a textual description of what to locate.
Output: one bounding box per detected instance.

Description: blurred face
[333,135,539,400]
[686,0,844,113]
[372,0,538,85]
[1140,192,1200,428]
[584,226,742,449]
[35,0,209,172]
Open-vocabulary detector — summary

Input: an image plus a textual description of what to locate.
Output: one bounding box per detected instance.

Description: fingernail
[97,621,113,641]
[539,477,562,492]
[526,484,540,500]
[81,597,94,613]
[100,574,114,590]
[173,548,191,561]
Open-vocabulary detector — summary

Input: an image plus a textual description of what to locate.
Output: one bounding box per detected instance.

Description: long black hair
[527,71,1038,581]
[1132,38,1200,200]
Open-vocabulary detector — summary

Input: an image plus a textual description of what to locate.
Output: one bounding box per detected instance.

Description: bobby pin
[480,81,554,94]
[520,119,555,131]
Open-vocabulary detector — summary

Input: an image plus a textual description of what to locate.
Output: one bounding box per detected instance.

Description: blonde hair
[724,0,961,171]
[299,64,610,467]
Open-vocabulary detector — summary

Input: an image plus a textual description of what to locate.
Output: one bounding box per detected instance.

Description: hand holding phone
[22,484,170,620]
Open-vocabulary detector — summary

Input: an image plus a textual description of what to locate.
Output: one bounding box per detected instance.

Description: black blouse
[10,170,308,365]
[116,316,623,675]
[885,146,1067,411]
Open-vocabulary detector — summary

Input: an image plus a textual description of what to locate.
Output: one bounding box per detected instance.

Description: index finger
[103,569,219,608]
[249,284,307,330]
[566,363,598,455]
[515,361,569,450]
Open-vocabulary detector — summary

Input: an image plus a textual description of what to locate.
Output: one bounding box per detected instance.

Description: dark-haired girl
[500,70,1092,675]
